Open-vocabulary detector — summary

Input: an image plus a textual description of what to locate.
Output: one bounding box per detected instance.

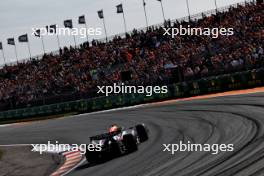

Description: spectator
[0,2,263,111]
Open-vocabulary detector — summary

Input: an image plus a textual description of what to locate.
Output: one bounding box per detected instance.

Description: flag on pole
[46,25,57,33]
[78,15,86,24]
[34,29,45,53]
[34,29,41,37]
[64,19,73,28]
[18,34,28,42]
[116,3,127,33]
[46,25,60,48]
[116,4,123,13]
[19,34,31,58]
[7,38,18,61]
[7,38,15,45]
[98,10,104,19]
[0,42,2,50]
[79,15,89,42]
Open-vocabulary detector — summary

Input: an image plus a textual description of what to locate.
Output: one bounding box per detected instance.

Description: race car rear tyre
[86,151,101,164]
[136,124,148,142]
[110,141,122,157]
[123,134,138,152]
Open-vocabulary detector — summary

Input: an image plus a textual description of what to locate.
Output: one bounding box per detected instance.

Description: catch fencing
[1,68,263,121]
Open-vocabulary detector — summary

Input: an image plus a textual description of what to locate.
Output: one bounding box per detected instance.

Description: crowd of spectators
[0,2,263,110]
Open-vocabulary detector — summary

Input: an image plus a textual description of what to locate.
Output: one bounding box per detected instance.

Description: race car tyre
[86,151,102,164]
[123,134,138,152]
[110,141,122,157]
[136,124,148,142]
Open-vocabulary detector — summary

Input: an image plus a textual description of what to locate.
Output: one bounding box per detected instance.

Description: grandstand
[0,1,263,111]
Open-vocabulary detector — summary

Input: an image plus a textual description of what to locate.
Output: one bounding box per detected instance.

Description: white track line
[0,144,30,147]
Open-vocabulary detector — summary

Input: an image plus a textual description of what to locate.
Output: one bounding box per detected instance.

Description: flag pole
[102,17,108,42]
[186,0,191,21]
[41,36,46,54]
[160,0,166,22]
[27,39,32,60]
[214,0,218,13]
[84,22,89,42]
[142,0,149,28]
[56,34,61,49]
[1,50,6,64]
[73,35,77,48]
[122,3,128,33]
[14,44,18,63]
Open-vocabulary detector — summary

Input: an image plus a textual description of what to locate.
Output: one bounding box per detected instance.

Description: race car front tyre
[136,124,148,142]
[123,134,138,152]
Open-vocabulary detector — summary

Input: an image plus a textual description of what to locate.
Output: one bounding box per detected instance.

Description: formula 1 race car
[86,124,149,163]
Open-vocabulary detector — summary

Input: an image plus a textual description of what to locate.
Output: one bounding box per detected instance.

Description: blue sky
[0,0,245,65]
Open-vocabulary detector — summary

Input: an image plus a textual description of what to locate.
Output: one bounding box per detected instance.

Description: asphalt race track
[1,92,264,176]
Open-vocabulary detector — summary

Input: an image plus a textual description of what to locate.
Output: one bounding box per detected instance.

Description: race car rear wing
[90,130,121,141]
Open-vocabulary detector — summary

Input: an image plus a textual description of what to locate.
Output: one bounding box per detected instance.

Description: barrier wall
[1,68,264,121]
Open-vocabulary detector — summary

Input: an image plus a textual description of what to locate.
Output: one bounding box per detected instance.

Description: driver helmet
[108,124,120,133]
